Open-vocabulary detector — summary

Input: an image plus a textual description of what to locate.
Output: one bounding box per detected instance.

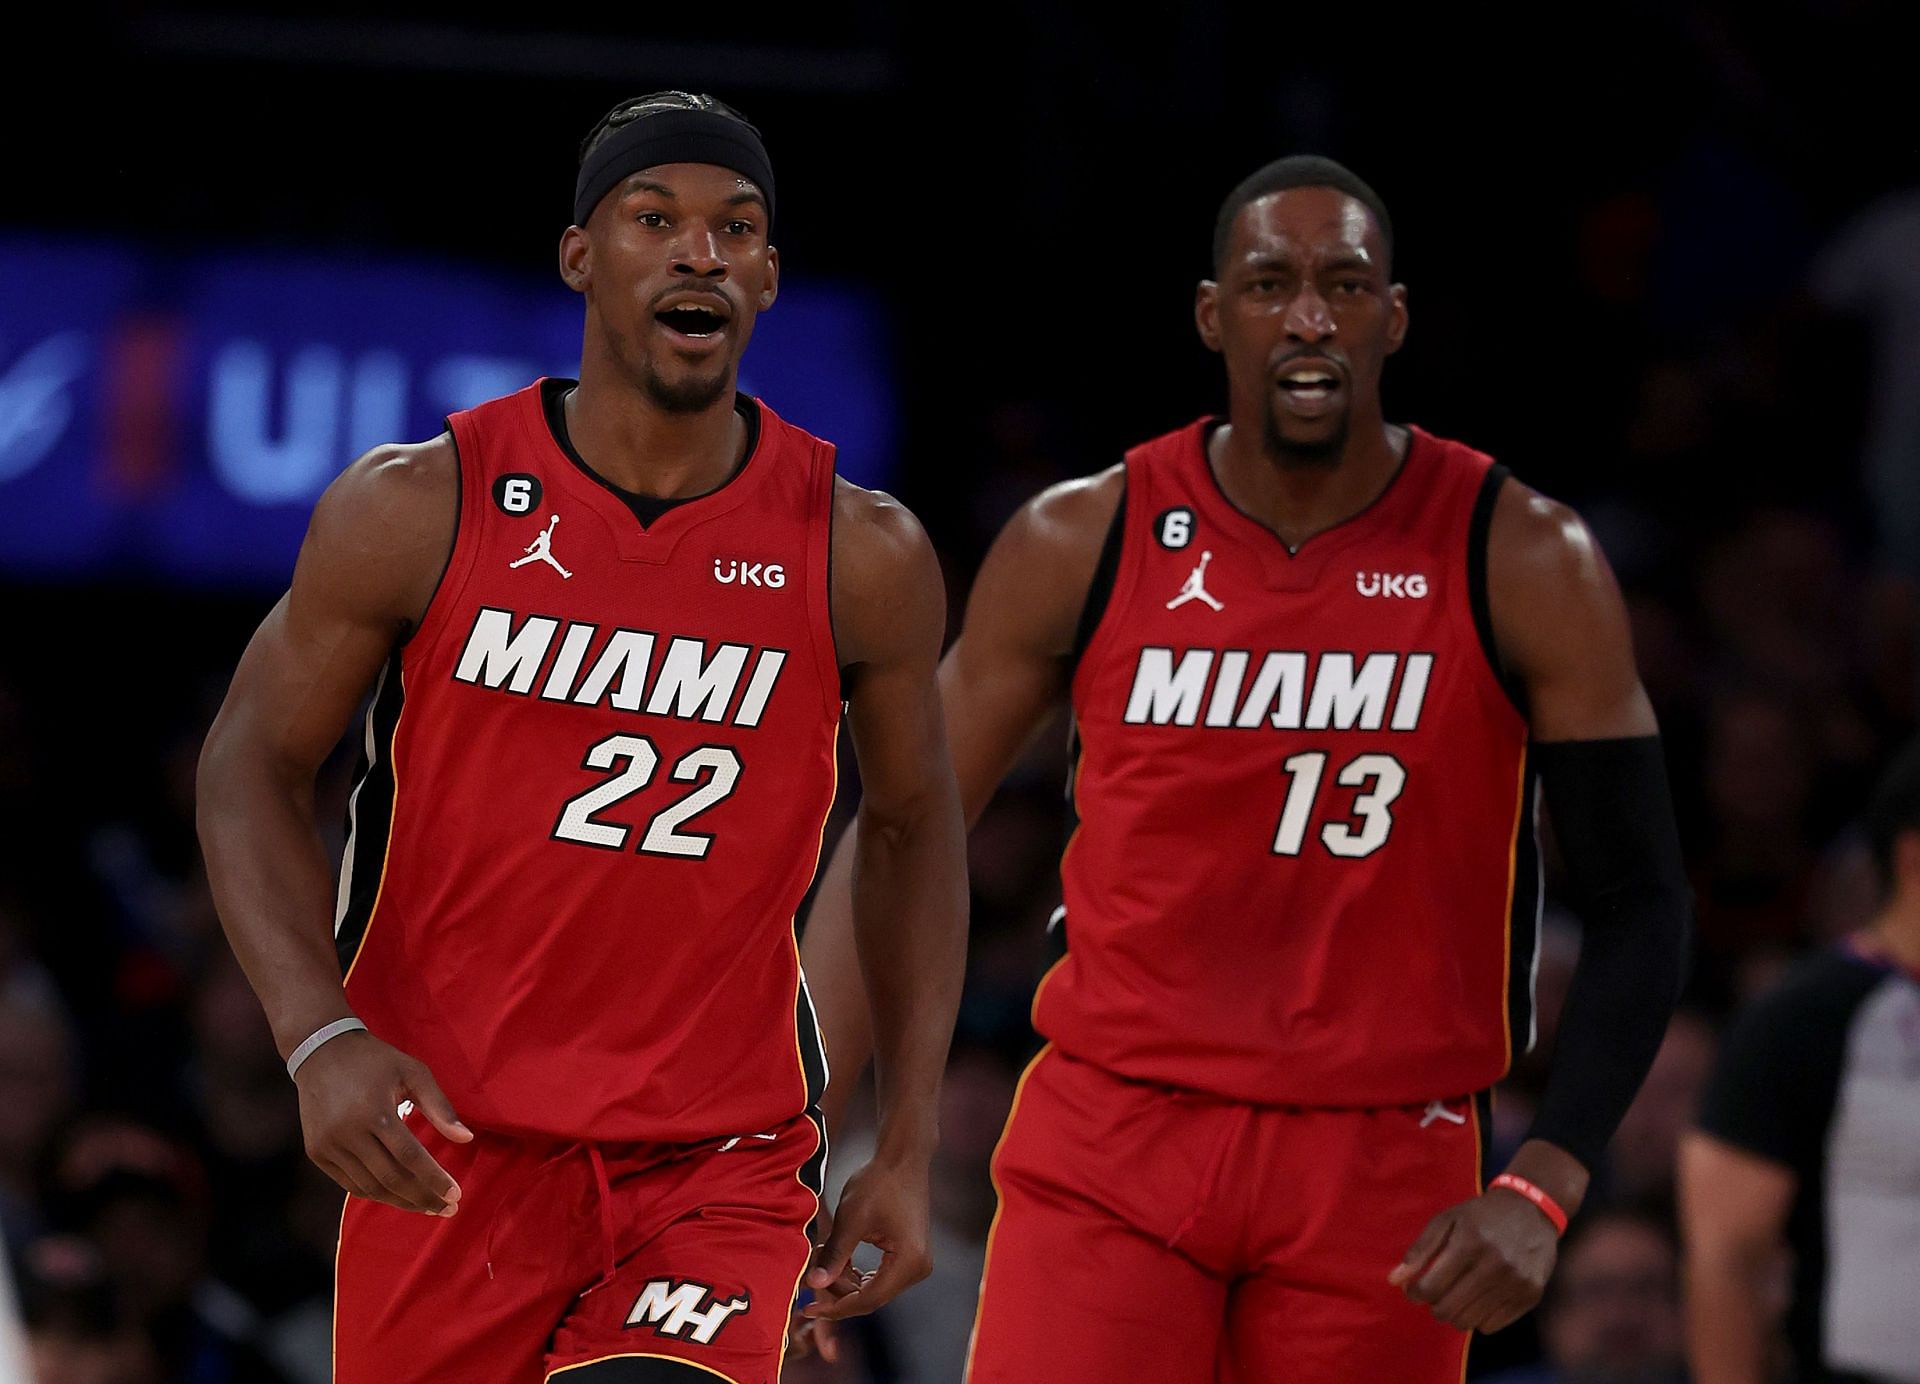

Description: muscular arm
[197,437,473,1214]
[1397,479,1688,1331]
[790,482,971,1319]
[800,468,1122,1134]
[1678,1132,1795,1384]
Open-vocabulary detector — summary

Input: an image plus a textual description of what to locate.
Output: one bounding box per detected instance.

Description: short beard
[638,358,732,414]
[1263,406,1349,470]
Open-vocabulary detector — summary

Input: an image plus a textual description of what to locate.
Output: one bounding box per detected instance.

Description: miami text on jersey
[1122,647,1433,731]
[452,606,787,728]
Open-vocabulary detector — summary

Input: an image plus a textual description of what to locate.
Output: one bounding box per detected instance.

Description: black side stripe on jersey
[1467,462,1526,715]
[334,654,404,978]
[1067,476,1128,672]
[793,963,830,1111]
[1473,1088,1496,1186]
[1505,752,1546,1063]
[797,1107,829,1201]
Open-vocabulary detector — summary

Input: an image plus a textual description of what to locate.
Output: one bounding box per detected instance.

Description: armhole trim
[811,446,844,715]
[1468,462,1526,716]
[397,424,467,659]
[1067,473,1128,675]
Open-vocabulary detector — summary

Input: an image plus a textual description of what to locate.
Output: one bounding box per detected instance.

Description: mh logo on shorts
[625,1279,750,1345]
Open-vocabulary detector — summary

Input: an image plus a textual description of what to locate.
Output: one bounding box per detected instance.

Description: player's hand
[799,1152,932,1323]
[786,1204,859,1362]
[1389,1188,1559,1333]
[292,1030,473,1216]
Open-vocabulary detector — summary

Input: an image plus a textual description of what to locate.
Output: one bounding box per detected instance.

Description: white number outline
[1271,750,1407,859]
[552,735,743,857]
[639,746,743,859]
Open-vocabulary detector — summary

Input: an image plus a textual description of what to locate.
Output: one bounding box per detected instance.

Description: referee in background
[1680,740,1920,1383]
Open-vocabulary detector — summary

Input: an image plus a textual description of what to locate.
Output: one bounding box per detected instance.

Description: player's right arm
[1677,1131,1794,1384]
[196,435,473,1218]
[800,465,1123,1135]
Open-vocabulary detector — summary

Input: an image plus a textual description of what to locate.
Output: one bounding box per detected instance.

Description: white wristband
[286,1017,368,1079]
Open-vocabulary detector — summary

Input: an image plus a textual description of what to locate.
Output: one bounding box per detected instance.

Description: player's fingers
[806,1200,863,1290]
[801,1267,880,1321]
[308,1150,373,1203]
[798,1266,869,1319]
[1478,1295,1535,1336]
[1457,1274,1522,1335]
[350,1134,451,1215]
[1407,1237,1478,1306]
[400,1062,474,1144]
[323,1148,401,1209]
[1429,1258,1505,1328]
[811,1242,930,1319]
[369,1111,461,1210]
[1389,1212,1455,1287]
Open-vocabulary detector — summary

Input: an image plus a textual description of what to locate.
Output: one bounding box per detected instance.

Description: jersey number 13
[1271,750,1406,859]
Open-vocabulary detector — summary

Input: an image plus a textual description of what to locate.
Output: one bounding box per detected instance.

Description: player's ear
[1195,279,1223,354]
[1385,282,1409,355]
[559,224,591,295]
[758,243,779,312]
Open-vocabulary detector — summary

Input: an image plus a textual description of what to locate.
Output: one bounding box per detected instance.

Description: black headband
[572,109,776,231]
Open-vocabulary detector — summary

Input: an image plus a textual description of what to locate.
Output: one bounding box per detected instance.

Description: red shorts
[965,1047,1487,1384]
[333,1108,823,1383]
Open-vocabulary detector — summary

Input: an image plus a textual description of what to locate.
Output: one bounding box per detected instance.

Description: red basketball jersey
[1039,419,1539,1107]
[336,381,840,1143]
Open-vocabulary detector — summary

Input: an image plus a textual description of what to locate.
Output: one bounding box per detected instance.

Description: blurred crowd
[3,186,1916,1383]
[6,3,1920,1372]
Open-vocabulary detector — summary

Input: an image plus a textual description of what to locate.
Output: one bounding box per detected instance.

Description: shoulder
[830,478,945,670]
[832,477,938,586]
[1485,476,1607,590]
[996,464,1125,565]
[293,434,459,630]
[312,433,459,546]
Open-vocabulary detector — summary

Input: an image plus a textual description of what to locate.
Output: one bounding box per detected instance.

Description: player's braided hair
[579,92,761,166]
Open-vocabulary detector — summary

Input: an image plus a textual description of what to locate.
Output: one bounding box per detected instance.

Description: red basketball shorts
[333,1107,824,1383]
[965,1046,1487,1384]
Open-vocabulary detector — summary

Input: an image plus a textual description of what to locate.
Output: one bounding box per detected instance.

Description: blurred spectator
[16,1235,155,1384]
[54,1120,291,1383]
[1605,1010,1716,1210]
[872,1038,1018,1384]
[1680,740,1920,1384]
[1481,1210,1687,1384]
[1812,190,1920,578]
[0,974,77,1251]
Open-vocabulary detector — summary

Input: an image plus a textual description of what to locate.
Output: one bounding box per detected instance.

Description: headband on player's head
[572,108,776,231]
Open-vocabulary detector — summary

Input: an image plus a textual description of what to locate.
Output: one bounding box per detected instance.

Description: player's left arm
[1393,478,1690,1332]
[801,479,969,1322]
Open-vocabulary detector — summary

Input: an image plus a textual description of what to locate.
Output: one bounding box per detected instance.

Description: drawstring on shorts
[483,1142,617,1289]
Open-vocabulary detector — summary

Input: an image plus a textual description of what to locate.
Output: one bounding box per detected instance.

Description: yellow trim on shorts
[961,1042,1054,1382]
[546,1352,743,1383]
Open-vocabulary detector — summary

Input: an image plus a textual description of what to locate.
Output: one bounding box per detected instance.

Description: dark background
[3,3,1917,1380]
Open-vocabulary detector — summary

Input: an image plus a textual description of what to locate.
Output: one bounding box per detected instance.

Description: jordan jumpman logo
[509,514,573,580]
[1166,550,1224,611]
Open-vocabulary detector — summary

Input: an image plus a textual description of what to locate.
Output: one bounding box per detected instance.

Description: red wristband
[1489,1173,1569,1234]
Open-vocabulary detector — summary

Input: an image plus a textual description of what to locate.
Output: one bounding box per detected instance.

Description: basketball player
[197,93,966,1384]
[797,156,1690,1380]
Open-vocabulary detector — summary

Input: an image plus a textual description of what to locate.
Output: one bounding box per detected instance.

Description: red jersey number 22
[551,733,741,858]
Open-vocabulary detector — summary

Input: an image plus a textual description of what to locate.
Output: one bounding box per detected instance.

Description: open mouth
[1275,365,1342,404]
[656,305,729,338]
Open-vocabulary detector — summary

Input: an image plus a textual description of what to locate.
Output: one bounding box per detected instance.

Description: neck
[1867,897,1920,974]
[1210,401,1407,552]
[565,336,746,499]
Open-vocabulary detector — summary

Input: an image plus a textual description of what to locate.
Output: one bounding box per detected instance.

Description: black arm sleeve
[1524,734,1691,1169]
